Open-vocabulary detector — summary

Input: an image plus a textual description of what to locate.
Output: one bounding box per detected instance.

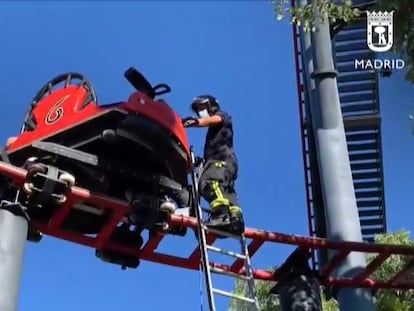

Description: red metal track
[1,161,414,290]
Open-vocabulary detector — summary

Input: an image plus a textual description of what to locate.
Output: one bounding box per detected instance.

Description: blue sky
[0,1,413,310]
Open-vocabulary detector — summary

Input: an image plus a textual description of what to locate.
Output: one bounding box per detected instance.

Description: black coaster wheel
[22,72,97,132]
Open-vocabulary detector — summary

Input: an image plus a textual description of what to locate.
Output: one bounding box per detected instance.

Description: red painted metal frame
[290,1,317,269]
[1,161,414,290]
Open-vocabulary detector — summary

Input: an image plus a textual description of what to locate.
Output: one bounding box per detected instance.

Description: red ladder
[291,13,318,269]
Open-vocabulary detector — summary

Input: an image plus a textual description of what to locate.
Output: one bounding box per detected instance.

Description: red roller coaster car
[0,67,192,268]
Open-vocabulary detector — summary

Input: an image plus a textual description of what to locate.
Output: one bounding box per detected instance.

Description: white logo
[366,11,394,52]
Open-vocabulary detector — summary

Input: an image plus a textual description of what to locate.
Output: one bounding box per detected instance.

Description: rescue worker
[181,95,244,236]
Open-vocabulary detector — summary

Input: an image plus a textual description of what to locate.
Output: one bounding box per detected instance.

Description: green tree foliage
[228,268,281,311]
[229,230,414,310]
[271,0,414,82]
[370,230,414,311]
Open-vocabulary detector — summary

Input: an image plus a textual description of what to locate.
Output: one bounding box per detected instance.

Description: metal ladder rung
[206,245,247,260]
[210,267,251,280]
[212,288,256,304]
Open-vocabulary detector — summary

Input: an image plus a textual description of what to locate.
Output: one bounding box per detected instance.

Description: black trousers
[198,155,240,212]
[170,155,241,214]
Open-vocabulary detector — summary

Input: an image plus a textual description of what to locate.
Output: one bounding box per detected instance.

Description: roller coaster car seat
[5,67,192,234]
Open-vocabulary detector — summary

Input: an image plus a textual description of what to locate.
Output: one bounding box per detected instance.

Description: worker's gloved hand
[182,117,199,128]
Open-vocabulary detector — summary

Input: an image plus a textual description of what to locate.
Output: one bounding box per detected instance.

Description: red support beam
[47,197,74,231]
[141,232,165,254]
[326,277,414,290]
[95,209,125,249]
[320,249,351,277]
[354,253,390,281]
[388,260,414,285]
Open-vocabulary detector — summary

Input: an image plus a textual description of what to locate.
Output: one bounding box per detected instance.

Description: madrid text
[354,58,405,70]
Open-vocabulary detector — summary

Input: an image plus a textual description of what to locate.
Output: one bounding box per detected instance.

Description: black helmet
[191,95,220,117]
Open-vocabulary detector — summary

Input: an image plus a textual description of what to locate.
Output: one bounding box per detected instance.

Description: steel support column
[308,1,376,310]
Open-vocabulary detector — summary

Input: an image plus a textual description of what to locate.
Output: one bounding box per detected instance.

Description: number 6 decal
[45,95,70,125]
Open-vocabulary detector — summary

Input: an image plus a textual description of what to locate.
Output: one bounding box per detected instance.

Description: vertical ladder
[189,150,260,311]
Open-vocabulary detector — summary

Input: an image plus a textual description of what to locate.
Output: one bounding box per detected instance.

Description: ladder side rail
[189,150,216,311]
[241,235,261,309]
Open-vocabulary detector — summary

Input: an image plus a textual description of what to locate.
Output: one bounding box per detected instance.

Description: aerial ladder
[189,150,260,311]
